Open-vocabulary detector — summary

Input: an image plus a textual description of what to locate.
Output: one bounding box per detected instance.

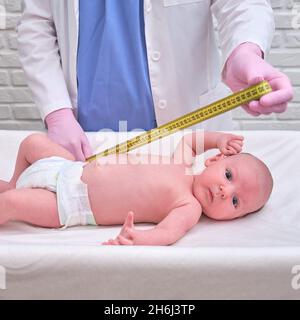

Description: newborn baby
[0,131,273,246]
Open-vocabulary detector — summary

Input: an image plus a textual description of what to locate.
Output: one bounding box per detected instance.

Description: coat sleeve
[17,0,73,121]
[211,0,275,71]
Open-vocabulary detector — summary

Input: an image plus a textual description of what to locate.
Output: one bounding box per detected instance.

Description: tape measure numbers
[86,80,272,162]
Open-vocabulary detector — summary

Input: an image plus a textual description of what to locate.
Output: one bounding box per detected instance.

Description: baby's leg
[0,188,61,228]
[0,180,10,193]
[2,133,75,191]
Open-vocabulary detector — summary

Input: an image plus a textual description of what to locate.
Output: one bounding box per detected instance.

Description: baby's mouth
[207,188,213,203]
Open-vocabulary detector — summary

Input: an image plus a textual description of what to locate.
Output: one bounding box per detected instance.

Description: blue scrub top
[77,0,157,132]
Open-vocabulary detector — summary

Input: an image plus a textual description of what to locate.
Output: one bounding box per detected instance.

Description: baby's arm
[172,131,244,164]
[103,201,202,246]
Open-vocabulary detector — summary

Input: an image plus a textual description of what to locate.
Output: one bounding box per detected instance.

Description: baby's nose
[219,185,234,199]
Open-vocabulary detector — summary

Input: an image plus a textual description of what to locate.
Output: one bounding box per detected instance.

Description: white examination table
[0,130,299,300]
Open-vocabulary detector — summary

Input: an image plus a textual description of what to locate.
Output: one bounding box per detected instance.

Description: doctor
[17,0,293,161]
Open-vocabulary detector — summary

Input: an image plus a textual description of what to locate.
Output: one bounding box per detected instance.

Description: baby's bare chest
[81,155,194,223]
[83,158,192,199]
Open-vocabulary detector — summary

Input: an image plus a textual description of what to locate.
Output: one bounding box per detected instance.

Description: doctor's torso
[46,0,239,131]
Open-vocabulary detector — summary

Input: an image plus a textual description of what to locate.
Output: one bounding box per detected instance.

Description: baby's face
[192,153,272,220]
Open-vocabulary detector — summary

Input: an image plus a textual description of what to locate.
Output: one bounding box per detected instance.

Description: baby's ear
[205,153,226,167]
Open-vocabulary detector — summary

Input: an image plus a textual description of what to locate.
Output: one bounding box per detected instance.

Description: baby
[0,131,273,246]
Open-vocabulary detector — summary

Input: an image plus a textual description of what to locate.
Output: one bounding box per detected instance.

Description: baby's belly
[81,157,190,225]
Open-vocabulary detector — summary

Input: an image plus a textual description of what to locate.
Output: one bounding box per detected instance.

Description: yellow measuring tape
[86,80,272,162]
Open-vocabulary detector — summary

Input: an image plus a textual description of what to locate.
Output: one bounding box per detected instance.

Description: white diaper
[16,156,96,227]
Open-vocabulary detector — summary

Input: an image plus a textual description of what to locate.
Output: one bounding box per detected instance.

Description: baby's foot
[0,180,13,193]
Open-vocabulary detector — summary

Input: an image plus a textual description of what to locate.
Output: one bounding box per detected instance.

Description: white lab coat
[17,0,274,131]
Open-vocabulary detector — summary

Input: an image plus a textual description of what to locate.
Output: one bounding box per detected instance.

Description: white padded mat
[0,130,299,299]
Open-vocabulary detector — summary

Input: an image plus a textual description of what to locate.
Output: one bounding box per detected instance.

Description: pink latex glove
[45,108,93,161]
[223,42,293,116]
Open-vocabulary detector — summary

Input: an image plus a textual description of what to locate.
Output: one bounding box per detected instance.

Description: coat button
[146,1,152,12]
[158,99,167,109]
[152,51,161,61]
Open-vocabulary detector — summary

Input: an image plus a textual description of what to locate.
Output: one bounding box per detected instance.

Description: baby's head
[192,152,273,220]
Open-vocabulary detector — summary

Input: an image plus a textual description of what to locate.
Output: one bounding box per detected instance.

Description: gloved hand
[45,108,93,161]
[223,42,294,116]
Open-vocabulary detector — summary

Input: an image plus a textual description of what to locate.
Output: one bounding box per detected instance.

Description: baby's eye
[232,196,239,208]
[225,169,232,181]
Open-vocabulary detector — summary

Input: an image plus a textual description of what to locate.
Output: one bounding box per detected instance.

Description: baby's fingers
[228,141,243,153]
[221,146,237,155]
[118,235,133,245]
[124,211,134,228]
[102,238,119,245]
[102,239,113,245]
[231,139,243,147]
[127,211,134,226]
[231,135,244,141]
[120,211,135,234]
[125,227,138,240]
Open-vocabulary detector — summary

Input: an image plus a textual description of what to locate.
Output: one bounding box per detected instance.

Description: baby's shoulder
[186,196,202,210]
[175,195,202,213]
[168,196,202,226]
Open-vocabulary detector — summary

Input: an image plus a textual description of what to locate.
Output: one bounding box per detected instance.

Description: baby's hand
[217,133,244,156]
[102,211,136,246]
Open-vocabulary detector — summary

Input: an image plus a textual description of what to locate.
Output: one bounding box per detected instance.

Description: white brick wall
[0,0,44,130]
[0,0,299,130]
